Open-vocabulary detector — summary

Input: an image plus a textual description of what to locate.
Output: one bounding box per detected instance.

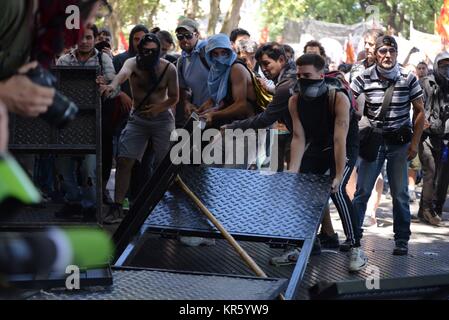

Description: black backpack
[421,76,448,136]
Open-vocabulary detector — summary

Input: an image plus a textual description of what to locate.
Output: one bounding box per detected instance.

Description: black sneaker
[318,232,340,249]
[393,241,408,256]
[103,204,123,225]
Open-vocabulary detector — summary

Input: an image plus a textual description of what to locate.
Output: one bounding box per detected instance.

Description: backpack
[226,60,273,113]
[325,70,359,114]
[421,76,447,136]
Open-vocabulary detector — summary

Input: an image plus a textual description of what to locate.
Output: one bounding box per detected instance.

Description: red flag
[437,0,449,44]
[345,37,355,64]
[120,32,129,51]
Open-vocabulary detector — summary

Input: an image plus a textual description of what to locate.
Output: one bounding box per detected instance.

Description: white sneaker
[349,247,368,272]
[269,248,300,266]
[179,236,216,247]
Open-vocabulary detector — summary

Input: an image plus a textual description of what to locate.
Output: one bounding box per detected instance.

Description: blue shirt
[177,40,210,106]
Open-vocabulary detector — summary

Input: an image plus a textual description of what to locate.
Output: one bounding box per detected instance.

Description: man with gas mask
[272,54,367,272]
[417,51,449,226]
[350,36,425,255]
[101,33,178,223]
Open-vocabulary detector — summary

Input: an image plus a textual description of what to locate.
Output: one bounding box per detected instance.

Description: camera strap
[134,63,170,112]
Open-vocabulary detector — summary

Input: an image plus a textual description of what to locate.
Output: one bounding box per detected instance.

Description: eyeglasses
[176,33,194,41]
[378,47,397,55]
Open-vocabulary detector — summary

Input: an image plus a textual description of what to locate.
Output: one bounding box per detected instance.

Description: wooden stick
[176,176,285,300]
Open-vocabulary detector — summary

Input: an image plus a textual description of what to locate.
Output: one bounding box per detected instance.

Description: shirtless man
[198,34,259,168]
[101,33,179,223]
[199,33,257,129]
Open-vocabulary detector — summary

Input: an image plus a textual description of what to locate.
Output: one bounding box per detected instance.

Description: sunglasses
[378,47,397,55]
[176,33,194,41]
[140,48,158,55]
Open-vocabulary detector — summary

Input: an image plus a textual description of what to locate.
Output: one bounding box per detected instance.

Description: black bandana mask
[136,49,160,70]
[136,33,161,70]
[298,78,327,101]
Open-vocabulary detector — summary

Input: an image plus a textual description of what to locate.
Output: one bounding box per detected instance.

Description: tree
[261,0,444,39]
[102,0,164,49]
[184,0,202,19]
[207,0,221,35]
[220,0,245,34]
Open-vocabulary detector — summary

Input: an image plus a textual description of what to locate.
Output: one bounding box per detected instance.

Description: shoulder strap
[378,81,396,125]
[134,63,171,112]
[97,51,104,75]
[199,46,210,70]
[328,88,337,117]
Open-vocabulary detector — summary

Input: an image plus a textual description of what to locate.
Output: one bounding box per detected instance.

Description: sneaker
[422,208,441,226]
[317,232,340,249]
[269,248,300,266]
[103,204,123,225]
[179,236,216,247]
[363,216,377,228]
[339,239,352,252]
[349,247,368,272]
[393,241,408,256]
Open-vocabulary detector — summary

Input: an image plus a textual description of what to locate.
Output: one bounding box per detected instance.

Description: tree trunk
[147,0,161,28]
[185,0,201,19]
[220,0,244,34]
[207,0,221,35]
[108,0,122,51]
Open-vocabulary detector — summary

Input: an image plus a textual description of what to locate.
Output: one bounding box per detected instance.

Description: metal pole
[176,176,285,300]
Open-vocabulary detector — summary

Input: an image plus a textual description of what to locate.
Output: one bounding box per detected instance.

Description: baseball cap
[176,19,199,33]
[375,35,398,52]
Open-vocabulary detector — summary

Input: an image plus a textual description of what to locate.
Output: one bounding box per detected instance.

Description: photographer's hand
[0,62,55,117]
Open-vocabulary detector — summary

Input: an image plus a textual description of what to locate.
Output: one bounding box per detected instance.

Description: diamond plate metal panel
[28,269,287,300]
[9,116,52,145]
[57,112,96,145]
[55,67,99,110]
[145,167,331,240]
[297,236,449,299]
[8,66,99,152]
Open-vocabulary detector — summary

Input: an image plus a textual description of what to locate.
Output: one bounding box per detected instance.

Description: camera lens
[26,65,79,128]
[40,92,78,129]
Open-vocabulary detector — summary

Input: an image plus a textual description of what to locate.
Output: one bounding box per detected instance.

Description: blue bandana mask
[213,55,230,65]
[205,34,238,105]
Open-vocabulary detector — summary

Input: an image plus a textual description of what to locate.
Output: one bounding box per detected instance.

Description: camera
[26,65,78,129]
[95,41,111,52]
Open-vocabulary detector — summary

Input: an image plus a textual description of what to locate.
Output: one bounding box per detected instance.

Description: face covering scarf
[298,78,327,101]
[205,34,237,106]
[376,63,400,81]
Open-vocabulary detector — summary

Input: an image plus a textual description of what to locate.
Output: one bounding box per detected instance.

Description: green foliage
[261,0,444,39]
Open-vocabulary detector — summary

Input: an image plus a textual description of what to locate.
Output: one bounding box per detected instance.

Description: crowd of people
[1,1,449,275]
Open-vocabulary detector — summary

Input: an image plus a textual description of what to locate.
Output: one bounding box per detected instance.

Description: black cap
[375,35,398,52]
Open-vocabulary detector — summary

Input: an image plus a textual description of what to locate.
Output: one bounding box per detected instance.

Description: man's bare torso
[129,58,172,113]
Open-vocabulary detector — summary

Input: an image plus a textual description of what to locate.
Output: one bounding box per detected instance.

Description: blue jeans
[55,155,96,208]
[353,143,411,243]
